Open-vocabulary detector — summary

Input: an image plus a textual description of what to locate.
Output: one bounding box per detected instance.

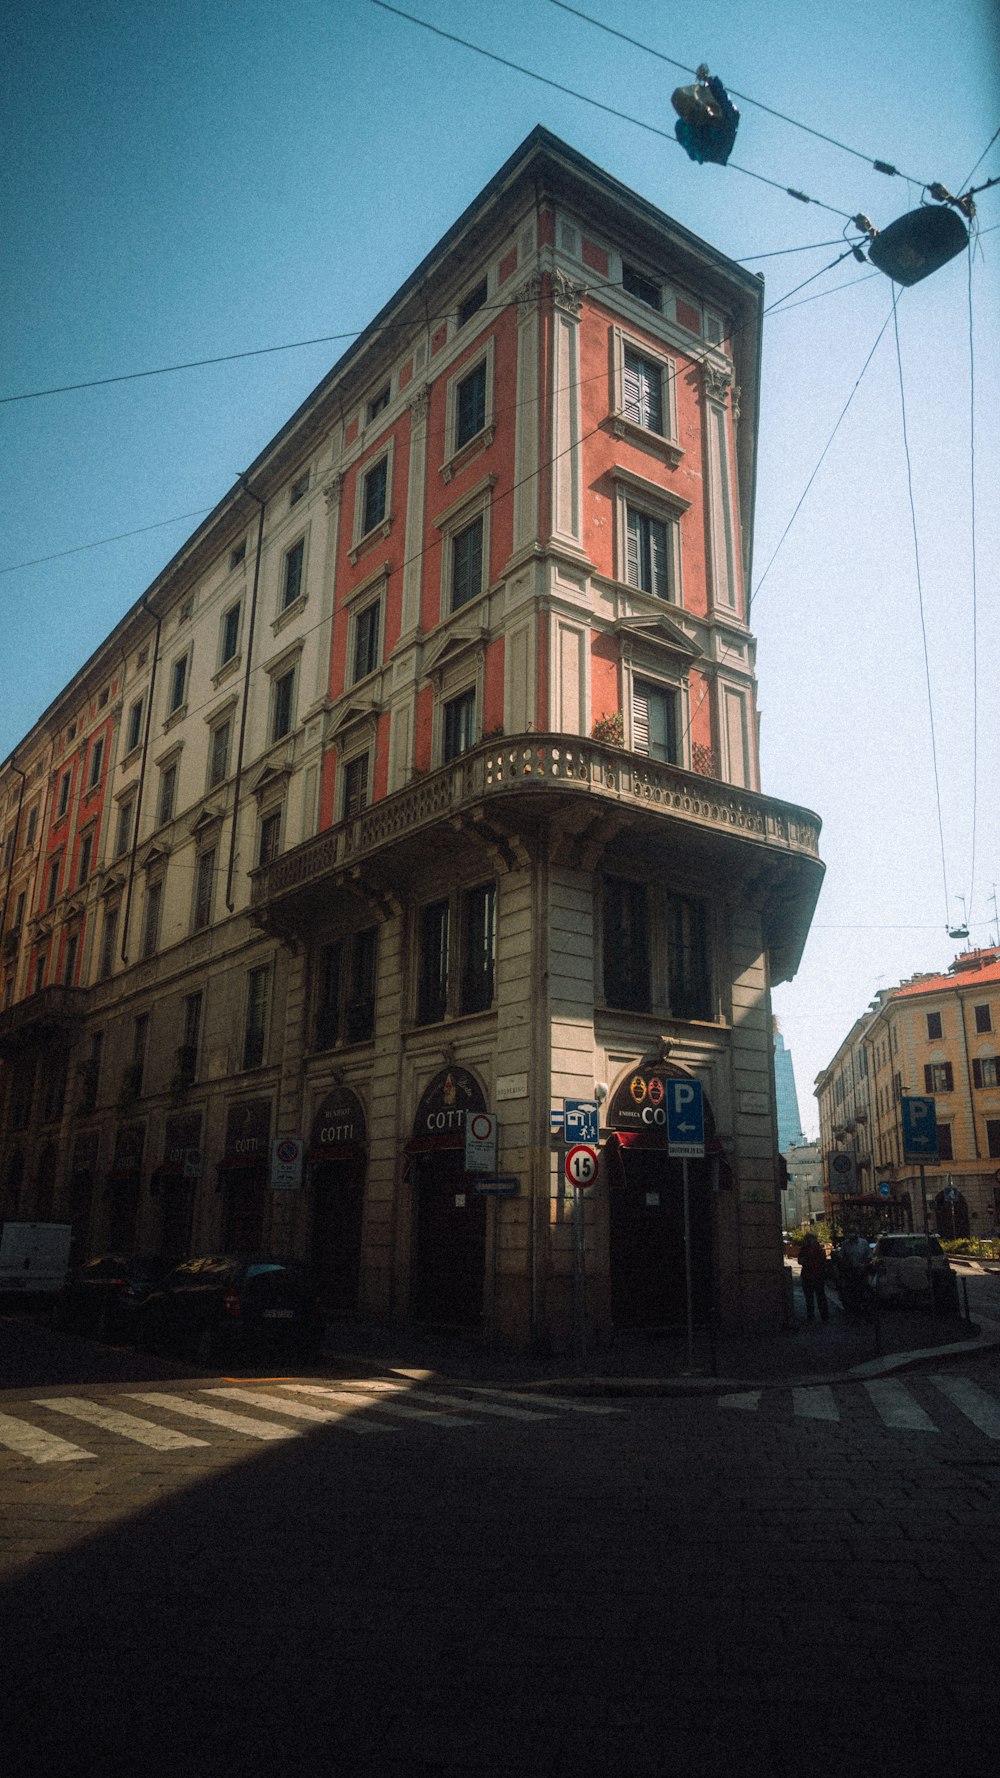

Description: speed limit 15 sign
[565,1144,599,1188]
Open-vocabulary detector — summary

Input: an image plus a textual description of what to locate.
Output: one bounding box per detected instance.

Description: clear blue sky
[3,0,998,1128]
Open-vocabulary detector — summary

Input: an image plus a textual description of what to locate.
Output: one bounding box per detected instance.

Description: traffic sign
[666,1079,704,1158]
[471,1176,520,1196]
[464,1111,498,1173]
[564,1099,599,1144]
[565,1144,599,1188]
[901,1095,939,1163]
[943,1185,960,1203]
[270,1137,304,1191]
[877,1180,892,1199]
[829,1151,858,1194]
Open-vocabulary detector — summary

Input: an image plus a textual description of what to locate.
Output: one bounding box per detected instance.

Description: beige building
[816,948,1000,1240]
[0,130,823,1346]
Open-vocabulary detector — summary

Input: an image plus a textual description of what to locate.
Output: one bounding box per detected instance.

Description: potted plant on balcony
[592,712,624,747]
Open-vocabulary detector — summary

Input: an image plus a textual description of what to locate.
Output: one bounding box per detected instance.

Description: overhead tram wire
[546,0,927,185]
[369,1,858,221]
[891,293,951,931]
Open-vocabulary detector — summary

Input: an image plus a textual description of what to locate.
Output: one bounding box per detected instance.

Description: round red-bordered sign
[565,1144,599,1188]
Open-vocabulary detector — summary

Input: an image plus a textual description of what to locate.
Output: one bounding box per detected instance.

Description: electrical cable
[546,0,925,183]
[957,123,1000,196]
[891,292,950,928]
[0,509,214,577]
[369,1,858,220]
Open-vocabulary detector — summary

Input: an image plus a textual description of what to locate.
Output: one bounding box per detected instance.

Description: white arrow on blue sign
[901,1095,939,1163]
[666,1079,705,1157]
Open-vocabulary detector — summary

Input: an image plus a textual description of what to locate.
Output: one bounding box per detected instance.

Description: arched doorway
[605,1062,715,1330]
[219,1100,271,1253]
[308,1087,367,1316]
[159,1113,201,1262]
[934,1189,970,1240]
[408,1067,488,1328]
[107,1123,144,1252]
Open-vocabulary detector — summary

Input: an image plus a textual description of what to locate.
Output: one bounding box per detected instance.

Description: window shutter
[632,686,650,756]
[649,517,668,598]
[626,508,641,588]
[924,1064,933,1092]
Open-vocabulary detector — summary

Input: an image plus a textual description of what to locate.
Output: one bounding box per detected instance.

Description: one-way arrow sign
[667,1079,705,1158]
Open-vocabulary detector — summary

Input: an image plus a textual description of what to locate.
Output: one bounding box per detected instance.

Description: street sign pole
[919,1162,936,1317]
[682,1157,695,1372]
[573,1187,587,1367]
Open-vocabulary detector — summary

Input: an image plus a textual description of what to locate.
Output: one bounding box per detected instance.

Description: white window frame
[341,749,371,821]
[351,439,395,559]
[219,599,242,669]
[349,593,382,687]
[87,736,104,790]
[442,338,495,478]
[125,697,144,755]
[610,327,681,464]
[279,533,307,616]
[433,475,495,620]
[613,468,688,607]
[167,650,190,717]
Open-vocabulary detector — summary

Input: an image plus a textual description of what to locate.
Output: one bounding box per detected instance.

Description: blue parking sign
[667,1079,704,1157]
[901,1096,939,1163]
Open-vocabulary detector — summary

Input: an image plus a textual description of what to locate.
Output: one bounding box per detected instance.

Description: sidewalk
[319,1270,1000,1397]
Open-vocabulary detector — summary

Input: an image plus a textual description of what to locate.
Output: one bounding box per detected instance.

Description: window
[80,1031,102,1113]
[87,737,104,789]
[230,540,247,569]
[98,902,118,980]
[193,848,216,930]
[924,1062,954,1093]
[142,878,163,958]
[451,515,484,610]
[417,900,450,1026]
[158,761,177,826]
[602,877,711,1020]
[208,718,231,788]
[177,992,202,1088]
[460,883,495,1014]
[32,951,47,994]
[623,348,664,435]
[272,667,295,742]
[45,856,61,911]
[132,1012,149,1096]
[352,600,381,683]
[343,754,369,819]
[457,278,487,327]
[315,929,378,1048]
[602,877,650,1012]
[362,456,388,535]
[258,811,281,868]
[114,797,134,860]
[973,1057,1000,1089]
[975,1004,993,1034]
[57,770,71,820]
[367,385,390,421]
[626,505,671,600]
[623,262,661,309]
[988,1121,1000,1159]
[632,680,678,764]
[63,930,78,987]
[443,689,476,762]
[2,829,13,870]
[281,537,305,610]
[926,1011,943,1039]
[937,1124,954,1161]
[77,832,93,886]
[126,697,144,753]
[243,966,271,1069]
[220,603,241,665]
[168,654,188,714]
[290,470,310,506]
[455,361,487,450]
[12,890,25,933]
[25,805,38,848]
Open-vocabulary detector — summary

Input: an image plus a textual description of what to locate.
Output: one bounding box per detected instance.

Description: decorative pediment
[247,761,293,805]
[422,626,489,684]
[99,869,126,900]
[138,841,170,873]
[189,805,223,839]
[326,696,381,748]
[614,612,702,664]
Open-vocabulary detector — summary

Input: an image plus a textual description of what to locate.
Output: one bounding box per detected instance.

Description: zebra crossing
[719,1373,1000,1441]
[0,1379,622,1467]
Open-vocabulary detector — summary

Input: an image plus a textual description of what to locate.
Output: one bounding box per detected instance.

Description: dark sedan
[135,1255,324,1366]
[52,1253,169,1341]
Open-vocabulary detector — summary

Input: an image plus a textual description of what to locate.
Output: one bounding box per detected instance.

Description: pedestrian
[838,1226,872,1321]
[797,1232,829,1323]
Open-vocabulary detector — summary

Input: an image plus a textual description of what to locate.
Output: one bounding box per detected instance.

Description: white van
[0,1222,73,1294]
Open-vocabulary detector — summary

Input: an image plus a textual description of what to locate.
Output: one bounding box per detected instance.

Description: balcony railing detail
[252,734,821,909]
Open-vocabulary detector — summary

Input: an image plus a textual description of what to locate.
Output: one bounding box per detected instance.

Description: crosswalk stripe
[39,1397,208,1450]
[792,1385,839,1422]
[718,1391,761,1411]
[0,1408,96,1464]
[127,1393,304,1441]
[276,1384,474,1426]
[931,1375,1000,1440]
[863,1379,938,1432]
[456,1387,623,1416]
[371,1387,556,1422]
[204,1387,396,1432]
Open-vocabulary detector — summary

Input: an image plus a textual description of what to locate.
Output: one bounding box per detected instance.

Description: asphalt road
[1,1313,999,1778]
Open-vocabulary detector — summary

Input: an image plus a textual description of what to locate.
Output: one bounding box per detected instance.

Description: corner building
[0,130,822,1347]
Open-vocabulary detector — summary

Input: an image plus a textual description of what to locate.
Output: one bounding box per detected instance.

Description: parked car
[873,1233,959,1311]
[135,1255,324,1365]
[52,1253,169,1340]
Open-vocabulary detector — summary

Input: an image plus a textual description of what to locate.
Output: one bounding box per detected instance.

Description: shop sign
[163,1113,203,1178]
[222,1099,271,1169]
[413,1067,486,1138]
[309,1087,367,1155]
[608,1064,712,1139]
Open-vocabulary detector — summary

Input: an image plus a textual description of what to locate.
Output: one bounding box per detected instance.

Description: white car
[873,1234,958,1311]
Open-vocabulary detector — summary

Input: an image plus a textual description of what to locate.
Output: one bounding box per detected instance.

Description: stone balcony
[251,734,823,978]
[0,983,86,1057]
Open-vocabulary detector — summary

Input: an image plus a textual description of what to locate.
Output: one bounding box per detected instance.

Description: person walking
[838,1226,872,1321]
[797,1232,829,1323]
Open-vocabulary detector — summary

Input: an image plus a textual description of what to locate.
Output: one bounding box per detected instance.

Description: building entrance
[606,1063,714,1331]
[408,1067,488,1328]
[308,1087,368,1315]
